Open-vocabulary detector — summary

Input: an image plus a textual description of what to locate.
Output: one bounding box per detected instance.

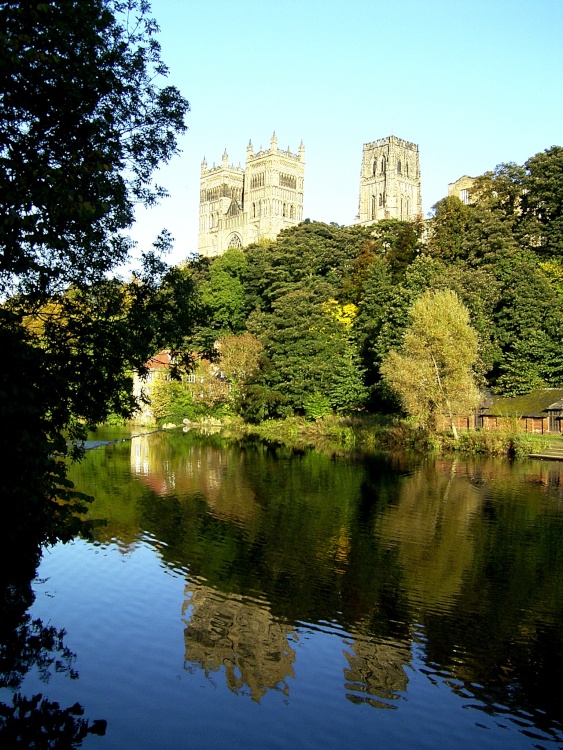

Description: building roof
[147,351,173,370]
[484,389,563,418]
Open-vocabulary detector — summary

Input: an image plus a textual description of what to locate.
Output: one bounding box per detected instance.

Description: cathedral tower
[198,150,245,257]
[198,134,305,257]
[356,136,421,226]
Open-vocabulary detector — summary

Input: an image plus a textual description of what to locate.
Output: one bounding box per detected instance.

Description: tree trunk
[446,399,458,440]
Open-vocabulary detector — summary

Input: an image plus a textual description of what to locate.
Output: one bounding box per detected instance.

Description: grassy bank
[184,414,552,459]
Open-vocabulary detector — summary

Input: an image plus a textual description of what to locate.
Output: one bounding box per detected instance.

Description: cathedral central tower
[356,135,421,225]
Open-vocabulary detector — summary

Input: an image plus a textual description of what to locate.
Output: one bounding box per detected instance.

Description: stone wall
[448,175,474,204]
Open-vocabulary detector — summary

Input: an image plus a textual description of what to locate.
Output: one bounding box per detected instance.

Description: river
[2,427,563,749]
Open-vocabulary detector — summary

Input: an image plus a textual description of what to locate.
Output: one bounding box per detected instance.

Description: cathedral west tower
[198,133,305,257]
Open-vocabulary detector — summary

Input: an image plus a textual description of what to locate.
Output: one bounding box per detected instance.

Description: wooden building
[478,389,563,434]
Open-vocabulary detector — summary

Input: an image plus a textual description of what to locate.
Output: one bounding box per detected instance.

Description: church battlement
[364,135,419,153]
[201,149,244,176]
[246,137,305,164]
[202,163,244,176]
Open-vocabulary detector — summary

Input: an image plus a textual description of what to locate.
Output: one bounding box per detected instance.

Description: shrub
[303,392,332,421]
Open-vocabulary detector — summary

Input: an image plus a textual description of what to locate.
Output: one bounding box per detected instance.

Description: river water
[4,427,563,749]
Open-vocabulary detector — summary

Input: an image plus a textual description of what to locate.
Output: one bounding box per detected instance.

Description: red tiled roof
[147,351,172,369]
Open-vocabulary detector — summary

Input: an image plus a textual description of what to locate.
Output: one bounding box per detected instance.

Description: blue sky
[130,0,563,265]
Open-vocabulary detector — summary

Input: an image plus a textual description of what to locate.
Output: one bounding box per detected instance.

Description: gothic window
[373,159,377,176]
[227,201,240,217]
[280,173,297,189]
[381,157,386,174]
[251,172,265,189]
[379,193,384,207]
[290,205,295,219]
[283,203,287,217]
[397,160,402,175]
[371,195,376,220]
[227,233,242,249]
[460,189,470,204]
[252,202,256,218]
[406,162,409,177]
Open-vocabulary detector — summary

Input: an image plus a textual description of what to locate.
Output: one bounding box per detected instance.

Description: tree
[251,288,366,418]
[471,162,527,226]
[215,332,263,413]
[243,222,369,312]
[427,195,520,265]
[426,196,475,261]
[380,290,480,438]
[199,248,248,338]
[217,332,263,385]
[489,248,563,394]
[520,146,563,259]
[450,149,563,261]
[0,0,190,544]
[1,0,188,302]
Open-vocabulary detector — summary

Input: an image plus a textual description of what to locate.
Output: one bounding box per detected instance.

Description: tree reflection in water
[63,430,563,745]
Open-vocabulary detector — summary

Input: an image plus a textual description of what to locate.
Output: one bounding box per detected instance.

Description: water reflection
[63,430,563,745]
[0,545,106,747]
[343,631,410,709]
[131,432,261,525]
[182,582,295,702]
[377,460,484,613]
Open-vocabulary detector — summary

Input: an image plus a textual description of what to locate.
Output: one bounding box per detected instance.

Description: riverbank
[178,414,552,459]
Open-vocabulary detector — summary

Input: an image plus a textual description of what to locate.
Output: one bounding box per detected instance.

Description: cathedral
[197,133,422,256]
[198,133,305,257]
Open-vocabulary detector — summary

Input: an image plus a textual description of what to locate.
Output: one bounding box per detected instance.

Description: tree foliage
[1,0,188,302]
[244,221,370,311]
[200,248,248,336]
[426,153,563,395]
[217,332,263,385]
[0,0,191,544]
[521,146,563,258]
[381,290,480,436]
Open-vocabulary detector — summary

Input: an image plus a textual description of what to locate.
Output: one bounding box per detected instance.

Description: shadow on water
[0,526,107,748]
